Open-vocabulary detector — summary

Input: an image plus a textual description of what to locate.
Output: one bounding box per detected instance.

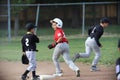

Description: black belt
[59,41,68,44]
[26,49,38,52]
[89,36,94,39]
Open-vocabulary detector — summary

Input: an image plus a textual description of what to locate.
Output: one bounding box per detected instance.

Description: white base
[40,75,56,80]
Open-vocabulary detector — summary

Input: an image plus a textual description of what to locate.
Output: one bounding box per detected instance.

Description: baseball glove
[48,43,58,49]
[21,54,29,65]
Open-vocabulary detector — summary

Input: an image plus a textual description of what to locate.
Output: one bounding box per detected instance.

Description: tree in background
[11,0,34,37]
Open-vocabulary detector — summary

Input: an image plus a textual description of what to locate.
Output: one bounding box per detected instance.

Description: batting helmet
[50,18,63,28]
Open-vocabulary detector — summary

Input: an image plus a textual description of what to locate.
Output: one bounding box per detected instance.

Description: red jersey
[54,28,68,43]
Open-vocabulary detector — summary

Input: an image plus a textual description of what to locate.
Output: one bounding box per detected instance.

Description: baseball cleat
[21,75,29,80]
[90,66,100,72]
[32,75,40,80]
[53,72,63,77]
[73,53,80,62]
[76,70,80,77]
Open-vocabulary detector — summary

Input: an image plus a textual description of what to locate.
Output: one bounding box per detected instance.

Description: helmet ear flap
[58,24,61,27]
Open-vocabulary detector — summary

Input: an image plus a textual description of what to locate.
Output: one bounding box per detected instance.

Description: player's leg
[21,70,29,80]
[91,42,101,71]
[73,38,92,62]
[26,51,35,71]
[24,51,39,80]
[62,43,80,77]
[52,44,62,75]
[79,45,92,58]
[31,52,40,80]
[21,51,31,80]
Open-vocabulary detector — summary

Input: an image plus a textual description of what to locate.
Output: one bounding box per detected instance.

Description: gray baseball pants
[53,42,79,74]
[26,51,36,71]
[79,37,101,66]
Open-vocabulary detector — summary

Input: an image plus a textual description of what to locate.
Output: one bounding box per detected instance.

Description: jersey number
[91,27,96,33]
[25,38,29,46]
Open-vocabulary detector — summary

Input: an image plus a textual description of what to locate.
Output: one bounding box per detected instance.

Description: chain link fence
[0,1,8,38]
[0,2,119,40]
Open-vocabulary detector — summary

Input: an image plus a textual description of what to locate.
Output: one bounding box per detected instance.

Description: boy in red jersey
[48,18,80,77]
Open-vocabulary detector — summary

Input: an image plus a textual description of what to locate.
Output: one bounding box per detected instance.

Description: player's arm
[33,35,39,43]
[21,38,25,53]
[56,31,64,43]
[56,36,63,43]
[88,26,94,36]
[94,29,103,47]
[95,37,102,47]
[48,38,62,49]
[48,32,63,49]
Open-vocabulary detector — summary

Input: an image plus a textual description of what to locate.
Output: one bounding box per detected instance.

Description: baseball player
[21,23,40,80]
[116,39,120,80]
[73,17,110,71]
[48,18,80,77]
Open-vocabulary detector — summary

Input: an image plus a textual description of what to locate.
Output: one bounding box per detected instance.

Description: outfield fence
[0,1,119,41]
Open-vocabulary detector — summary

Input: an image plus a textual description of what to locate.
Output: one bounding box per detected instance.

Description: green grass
[0,24,120,65]
[0,36,120,65]
[104,25,120,34]
[0,25,120,37]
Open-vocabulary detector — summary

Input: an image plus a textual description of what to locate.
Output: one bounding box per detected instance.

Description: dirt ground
[0,61,116,80]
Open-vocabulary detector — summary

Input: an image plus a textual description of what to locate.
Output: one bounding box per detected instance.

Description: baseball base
[40,75,56,80]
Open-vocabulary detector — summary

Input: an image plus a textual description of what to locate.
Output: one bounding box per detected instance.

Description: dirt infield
[0,61,116,80]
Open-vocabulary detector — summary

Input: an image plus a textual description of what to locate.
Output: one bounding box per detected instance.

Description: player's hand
[23,52,26,55]
[48,43,58,49]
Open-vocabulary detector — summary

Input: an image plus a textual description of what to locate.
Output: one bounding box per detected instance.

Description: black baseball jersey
[21,32,39,52]
[118,39,120,48]
[88,24,104,47]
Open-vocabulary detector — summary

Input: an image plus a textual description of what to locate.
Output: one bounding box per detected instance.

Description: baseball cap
[25,23,37,31]
[100,17,110,24]
[50,18,63,28]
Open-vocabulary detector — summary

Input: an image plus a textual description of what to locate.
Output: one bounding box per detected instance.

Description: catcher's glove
[48,43,58,49]
[21,54,29,65]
